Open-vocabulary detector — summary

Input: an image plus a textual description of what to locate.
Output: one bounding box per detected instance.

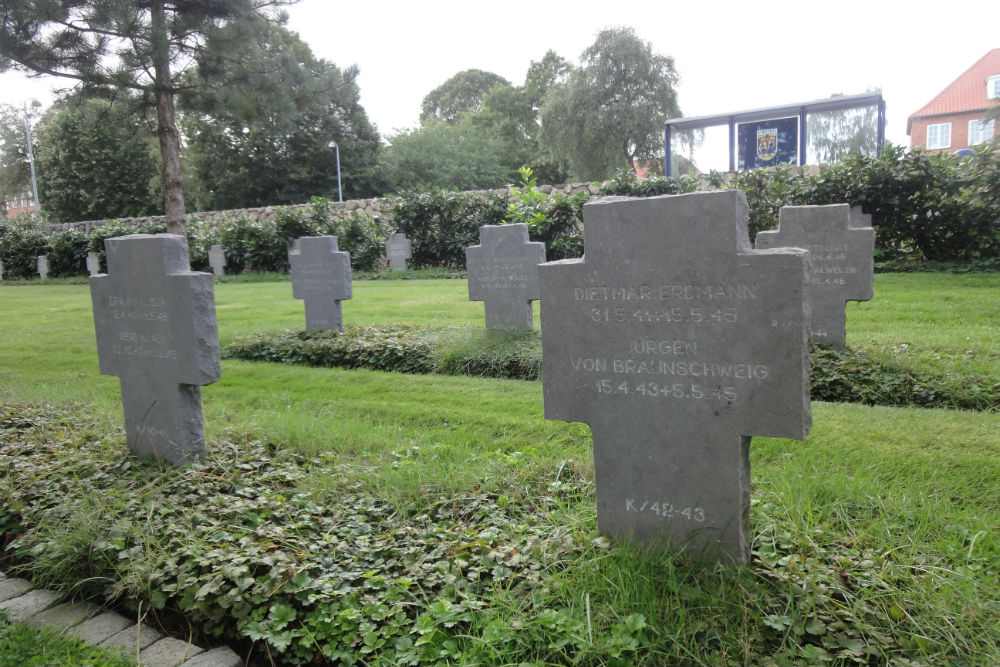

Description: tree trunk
[151,0,186,235]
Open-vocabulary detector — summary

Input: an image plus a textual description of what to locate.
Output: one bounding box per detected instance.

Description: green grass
[0,272,998,665]
[0,614,136,666]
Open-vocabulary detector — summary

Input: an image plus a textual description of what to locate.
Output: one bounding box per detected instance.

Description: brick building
[907,49,1000,153]
[3,191,37,217]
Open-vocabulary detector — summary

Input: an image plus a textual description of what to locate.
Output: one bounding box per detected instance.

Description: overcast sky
[2,0,996,171]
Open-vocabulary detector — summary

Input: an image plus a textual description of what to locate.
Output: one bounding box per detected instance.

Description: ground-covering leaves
[1,402,997,666]
[224,327,999,411]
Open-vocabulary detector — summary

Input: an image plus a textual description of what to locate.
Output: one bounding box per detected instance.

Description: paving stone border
[0,570,241,667]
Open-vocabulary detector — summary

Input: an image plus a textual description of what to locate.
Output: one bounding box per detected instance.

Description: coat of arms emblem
[756,128,778,161]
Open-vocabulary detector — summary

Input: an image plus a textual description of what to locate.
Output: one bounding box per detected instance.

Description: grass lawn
[0,272,997,666]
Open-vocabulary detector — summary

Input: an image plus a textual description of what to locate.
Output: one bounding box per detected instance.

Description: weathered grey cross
[288,236,352,331]
[466,223,546,330]
[86,252,101,277]
[90,234,221,463]
[208,244,227,277]
[36,255,49,280]
[756,204,874,348]
[539,191,811,563]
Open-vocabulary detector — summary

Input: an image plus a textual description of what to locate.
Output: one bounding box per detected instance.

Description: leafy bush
[225,327,435,374]
[391,189,508,268]
[225,327,997,411]
[506,167,586,260]
[598,167,701,198]
[0,226,49,279]
[47,229,92,277]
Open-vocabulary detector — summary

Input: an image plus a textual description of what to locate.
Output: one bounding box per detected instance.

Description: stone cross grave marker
[208,244,227,277]
[386,232,412,271]
[289,236,352,331]
[86,252,101,277]
[756,204,874,348]
[90,234,221,463]
[36,255,49,280]
[466,223,546,330]
[539,191,812,563]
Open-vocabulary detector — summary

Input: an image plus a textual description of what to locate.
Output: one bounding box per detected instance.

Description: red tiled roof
[907,49,1000,132]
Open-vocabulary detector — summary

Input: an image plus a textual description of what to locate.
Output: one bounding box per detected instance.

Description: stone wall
[45,182,605,235]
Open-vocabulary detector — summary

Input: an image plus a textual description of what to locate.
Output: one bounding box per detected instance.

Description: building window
[988,75,1000,100]
[969,119,995,146]
[926,122,951,149]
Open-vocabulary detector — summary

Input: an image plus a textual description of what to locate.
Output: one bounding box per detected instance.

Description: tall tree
[385,117,515,192]
[539,27,681,181]
[182,26,382,208]
[0,0,295,232]
[34,94,160,222]
[420,69,511,125]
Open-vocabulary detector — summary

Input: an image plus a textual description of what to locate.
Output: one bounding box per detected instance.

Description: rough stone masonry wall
[45,182,606,235]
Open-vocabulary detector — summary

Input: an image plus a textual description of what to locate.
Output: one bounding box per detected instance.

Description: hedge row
[0,199,386,279]
[602,143,1000,263]
[224,327,999,412]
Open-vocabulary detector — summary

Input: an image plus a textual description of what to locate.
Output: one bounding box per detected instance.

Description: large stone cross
[90,234,221,463]
[386,232,412,271]
[466,223,546,330]
[289,236,352,331]
[756,204,874,348]
[539,191,812,563]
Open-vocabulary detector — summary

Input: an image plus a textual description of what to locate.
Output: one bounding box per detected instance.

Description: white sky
[2,0,996,172]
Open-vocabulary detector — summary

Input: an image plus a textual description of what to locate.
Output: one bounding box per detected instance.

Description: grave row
[86,192,874,563]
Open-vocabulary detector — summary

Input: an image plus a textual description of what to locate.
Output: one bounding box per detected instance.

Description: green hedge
[0,199,386,278]
[224,327,998,412]
[601,143,1000,263]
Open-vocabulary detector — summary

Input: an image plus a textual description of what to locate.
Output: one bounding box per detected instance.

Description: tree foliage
[419,69,511,125]
[0,0,296,232]
[384,118,516,192]
[181,26,383,209]
[34,95,161,222]
[539,27,681,181]
[387,52,572,191]
[0,103,34,217]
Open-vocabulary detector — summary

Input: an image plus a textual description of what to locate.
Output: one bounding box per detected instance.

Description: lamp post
[22,99,42,213]
[328,140,342,202]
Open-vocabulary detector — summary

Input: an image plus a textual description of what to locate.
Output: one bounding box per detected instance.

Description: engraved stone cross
[539,191,812,563]
[208,244,227,277]
[466,223,546,330]
[289,236,352,331]
[86,252,101,277]
[756,204,874,348]
[386,232,412,271]
[90,234,221,463]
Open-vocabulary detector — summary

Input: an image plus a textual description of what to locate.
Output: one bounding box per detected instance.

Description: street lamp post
[328,140,342,202]
[22,99,42,213]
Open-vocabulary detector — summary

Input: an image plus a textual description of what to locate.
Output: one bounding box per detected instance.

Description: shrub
[391,189,508,268]
[506,167,586,260]
[47,229,91,277]
[0,225,49,279]
[598,167,701,198]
